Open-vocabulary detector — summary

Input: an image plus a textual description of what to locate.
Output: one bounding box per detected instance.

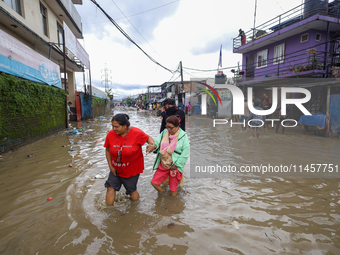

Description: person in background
[239,29,246,45]
[263,98,272,130]
[187,102,191,116]
[194,102,201,115]
[160,99,185,133]
[262,94,272,107]
[240,98,250,131]
[67,102,74,122]
[276,105,290,134]
[246,100,264,138]
[181,102,185,110]
[104,113,155,205]
[147,115,190,196]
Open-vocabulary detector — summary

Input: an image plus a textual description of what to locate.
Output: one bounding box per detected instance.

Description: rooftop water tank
[215,73,226,84]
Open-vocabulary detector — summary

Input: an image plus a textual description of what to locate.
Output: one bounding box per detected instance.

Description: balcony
[233,0,340,53]
[48,0,83,38]
[235,40,339,86]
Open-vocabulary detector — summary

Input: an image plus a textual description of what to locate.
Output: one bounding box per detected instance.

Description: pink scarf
[159,130,179,169]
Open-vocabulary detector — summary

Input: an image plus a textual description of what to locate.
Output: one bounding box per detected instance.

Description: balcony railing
[236,39,340,83]
[59,0,82,32]
[233,0,340,50]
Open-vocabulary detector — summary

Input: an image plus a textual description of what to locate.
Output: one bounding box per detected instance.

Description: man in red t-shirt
[104,114,155,205]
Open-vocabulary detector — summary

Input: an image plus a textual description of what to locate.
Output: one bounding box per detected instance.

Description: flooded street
[0,108,339,254]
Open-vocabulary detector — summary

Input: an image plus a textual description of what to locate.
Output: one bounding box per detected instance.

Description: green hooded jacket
[152,128,190,173]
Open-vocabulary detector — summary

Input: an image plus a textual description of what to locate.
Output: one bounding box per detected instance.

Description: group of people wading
[104,98,189,205]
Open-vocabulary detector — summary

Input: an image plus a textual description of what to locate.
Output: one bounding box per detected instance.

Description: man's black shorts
[104,171,139,195]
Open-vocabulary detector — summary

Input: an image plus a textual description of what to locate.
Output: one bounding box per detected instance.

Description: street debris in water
[265,233,273,242]
[94,174,106,179]
[167,223,175,229]
[233,221,240,230]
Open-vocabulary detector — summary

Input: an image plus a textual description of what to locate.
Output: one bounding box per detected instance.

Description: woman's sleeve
[173,134,190,173]
[103,131,111,148]
[138,128,149,146]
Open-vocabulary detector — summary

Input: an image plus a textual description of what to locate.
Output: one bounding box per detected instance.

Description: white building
[0,0,89,105]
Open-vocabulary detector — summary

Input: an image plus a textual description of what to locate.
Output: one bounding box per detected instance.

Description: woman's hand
[146,144,157,153]
[110,166,117,176]
[146,136,156,154]
[169,164,177,170]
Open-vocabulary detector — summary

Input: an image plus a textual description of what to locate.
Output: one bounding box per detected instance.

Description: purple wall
[242,29,328,78]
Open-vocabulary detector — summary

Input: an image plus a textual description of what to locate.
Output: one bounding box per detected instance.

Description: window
[274,43,285,64]
[316,33,321,41]
[301,33,309,43]
[57,22,63,50]
[257,49,268,68]
[3,0,21,15]
[40,3,48,36]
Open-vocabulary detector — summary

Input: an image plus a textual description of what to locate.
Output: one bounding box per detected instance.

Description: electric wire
[83,0,179,24]
[110,0,159,55]
[89,0,174,74]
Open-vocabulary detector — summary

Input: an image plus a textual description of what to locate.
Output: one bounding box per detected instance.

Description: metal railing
[233,0,340,50]
[237,39,340,81]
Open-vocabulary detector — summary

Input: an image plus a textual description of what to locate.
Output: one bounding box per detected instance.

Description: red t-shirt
[104,127,149,178]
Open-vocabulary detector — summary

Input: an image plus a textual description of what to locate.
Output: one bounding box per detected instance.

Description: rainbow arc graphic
[197,82,223,106]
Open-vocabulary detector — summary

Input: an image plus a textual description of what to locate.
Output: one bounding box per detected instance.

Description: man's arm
[160,107,170,133]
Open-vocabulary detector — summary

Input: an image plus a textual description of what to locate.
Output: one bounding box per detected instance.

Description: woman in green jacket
[146,115,190,196]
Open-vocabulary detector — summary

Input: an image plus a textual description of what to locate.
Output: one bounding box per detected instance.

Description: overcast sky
[74,0,304,99]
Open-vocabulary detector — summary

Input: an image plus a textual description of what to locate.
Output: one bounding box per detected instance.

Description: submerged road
[0,107,339,254]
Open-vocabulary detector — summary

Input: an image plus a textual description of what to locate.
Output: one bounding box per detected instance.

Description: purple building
[232,0,340,135]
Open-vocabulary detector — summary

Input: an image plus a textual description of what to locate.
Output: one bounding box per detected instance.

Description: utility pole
[253,0,258,40]
[62,29,68,128]
[101,63,112,94]
[180,61,184,102]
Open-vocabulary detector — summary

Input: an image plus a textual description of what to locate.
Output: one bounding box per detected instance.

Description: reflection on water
[0,108,339,254]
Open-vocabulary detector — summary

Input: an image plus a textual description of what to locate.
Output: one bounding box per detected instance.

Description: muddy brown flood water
[0,108,339,254]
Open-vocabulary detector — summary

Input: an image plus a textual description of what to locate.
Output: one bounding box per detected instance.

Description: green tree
[125,97,132,105]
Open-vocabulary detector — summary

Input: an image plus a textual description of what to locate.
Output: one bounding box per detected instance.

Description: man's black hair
[168,99,175,106]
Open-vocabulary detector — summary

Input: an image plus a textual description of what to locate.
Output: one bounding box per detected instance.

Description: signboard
[76,40,90,69]
[63,21,90,68]
[0,29,61,88]
[91,86,107,99]
[63,21,77,57]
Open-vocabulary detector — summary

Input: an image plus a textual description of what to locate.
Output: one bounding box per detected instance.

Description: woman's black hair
[111,113,130,127]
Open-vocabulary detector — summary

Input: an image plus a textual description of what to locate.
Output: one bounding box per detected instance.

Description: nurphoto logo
[213,86,312,128]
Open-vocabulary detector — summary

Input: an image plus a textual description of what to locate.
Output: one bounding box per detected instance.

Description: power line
[89,0,174,74]
[116,0,179,20]
[84,0,179,24]
[110,0,159,55]
[183,65,240,72]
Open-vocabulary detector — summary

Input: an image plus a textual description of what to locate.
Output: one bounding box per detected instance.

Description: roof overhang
[0,6,84,73]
